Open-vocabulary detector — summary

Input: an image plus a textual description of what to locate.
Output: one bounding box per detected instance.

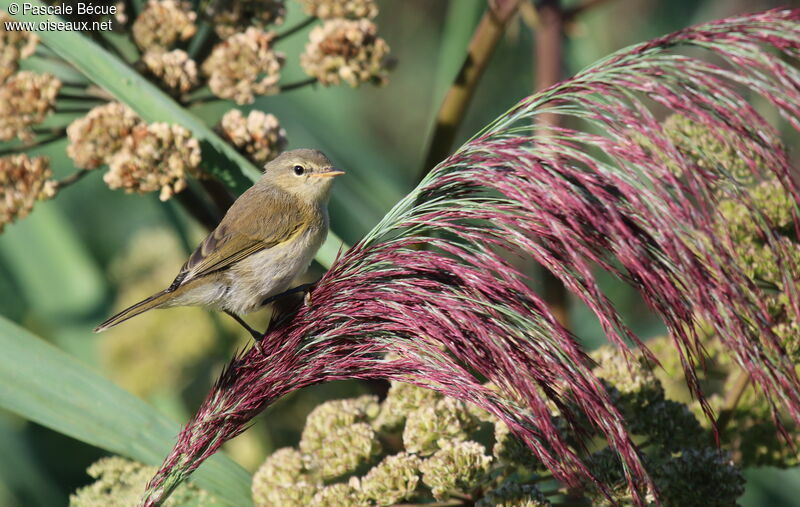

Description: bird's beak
[311,167,345,178]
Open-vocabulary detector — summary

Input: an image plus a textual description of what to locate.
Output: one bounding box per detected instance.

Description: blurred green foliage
[1,0,799,505]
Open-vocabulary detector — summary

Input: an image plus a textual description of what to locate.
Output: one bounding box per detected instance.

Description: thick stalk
[417,0,521,182]
[534,0,570,328]
[715,369,751,434]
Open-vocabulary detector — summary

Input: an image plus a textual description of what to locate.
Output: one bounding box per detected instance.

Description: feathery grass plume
[0,154,55,232]
[301,19,390,87]
[66,102,143,169]
[0,71,61,141]
[0,11,38,83]
[132,0,197,51]
[142,9,800,505]
[202,28,285,104]
[218,109,287,165]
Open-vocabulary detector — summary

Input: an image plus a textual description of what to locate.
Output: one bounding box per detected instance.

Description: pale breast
[222,211,329,314]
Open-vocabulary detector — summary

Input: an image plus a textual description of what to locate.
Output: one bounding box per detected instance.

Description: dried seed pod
[301,19,390,87]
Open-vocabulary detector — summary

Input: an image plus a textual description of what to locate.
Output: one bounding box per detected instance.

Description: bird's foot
[261,282,317,307]
[224,310,265,355]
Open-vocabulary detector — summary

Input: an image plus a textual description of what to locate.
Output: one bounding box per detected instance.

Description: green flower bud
[361,452,422,505]
[305,422,382,480]
[302,395,381,445]
[420,441,492,500]
[403,397,481,455]
[252,447,318,506]
[70,457,212,506]
[309,477,366,506]
[476,481,551,507]
[492,420,538,469]
[373,380,441,432]
[662,113,764,185]
[592,345,664,406]
[628,399,705,451]
[654,448,744,506]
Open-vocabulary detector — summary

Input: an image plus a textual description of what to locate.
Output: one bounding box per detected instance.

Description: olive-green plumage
[95,149,343,333]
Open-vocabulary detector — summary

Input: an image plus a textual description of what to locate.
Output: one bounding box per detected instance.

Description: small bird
[94,149,343,340]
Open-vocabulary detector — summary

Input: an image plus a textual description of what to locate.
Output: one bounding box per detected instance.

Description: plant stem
[175,185,223,230]
[53,168,91,190]
[200,178,235,214]
[279,77,318,93]
[564,0,615,21]
[57,93,106,102]
[0,133,64,156]
[715,369,751,433]
[275,16,317,41]
[417,0,521,182]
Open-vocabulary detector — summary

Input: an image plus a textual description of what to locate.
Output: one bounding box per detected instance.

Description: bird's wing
[169,188,306,288]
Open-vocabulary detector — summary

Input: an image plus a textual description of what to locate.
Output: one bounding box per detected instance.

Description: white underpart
[170,209,328,315]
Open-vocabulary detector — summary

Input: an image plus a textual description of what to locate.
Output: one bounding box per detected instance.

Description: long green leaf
[0,0,346,267]
[0,316,252,506]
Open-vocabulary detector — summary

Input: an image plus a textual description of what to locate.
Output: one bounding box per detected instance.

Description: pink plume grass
[142,9,800,505]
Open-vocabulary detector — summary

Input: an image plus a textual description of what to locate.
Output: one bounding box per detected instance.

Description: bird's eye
[293,165,305,176]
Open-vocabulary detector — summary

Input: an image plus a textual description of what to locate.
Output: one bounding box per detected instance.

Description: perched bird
[95,149,343,340]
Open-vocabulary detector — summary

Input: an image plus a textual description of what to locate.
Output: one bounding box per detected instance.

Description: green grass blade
[0,316,252,506]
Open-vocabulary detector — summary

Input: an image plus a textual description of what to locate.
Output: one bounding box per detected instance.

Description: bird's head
[260,148,344,203]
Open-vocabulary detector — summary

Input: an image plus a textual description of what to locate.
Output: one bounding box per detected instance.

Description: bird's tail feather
[94,289,173,333]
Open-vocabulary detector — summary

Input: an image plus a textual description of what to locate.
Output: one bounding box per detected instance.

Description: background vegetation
[1,0,800,505]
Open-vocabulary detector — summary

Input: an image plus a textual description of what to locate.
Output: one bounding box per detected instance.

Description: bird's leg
[224,310,265,354]
[261,282,316,307]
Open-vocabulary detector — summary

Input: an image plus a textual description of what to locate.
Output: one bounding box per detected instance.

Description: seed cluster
[218,109,287,166]
[202,28,285,104]
[0,71,61,142]
[0,10,39,83]
[0,154,55,232]
[141,49,199,95]
[301,18,390,87]
[208,0,286,39]
[105,122,202,201]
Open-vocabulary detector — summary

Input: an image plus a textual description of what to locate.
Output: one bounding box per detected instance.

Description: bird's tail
[94,289,173,333]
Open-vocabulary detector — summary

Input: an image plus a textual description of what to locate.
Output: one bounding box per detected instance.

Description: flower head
[300,396,382,479]
[0,71,60,141]
[301,19,390,87]
[373,381,441,431]
[67,102,143,169]
[360,453,422,505]
[208,0,286,39]
[218,109,287,166]
[0,154,54,232]
[132,0,197,51]
[297,0,378,20]
[309,478,364,506]
[141,49,199,95]
[202,28,285,104]
[252,447,319,506]
[0,10,38,83]
[70,457,212,506]
[420,441,492,500]
[104,122,201,201]
[476,482,550,507]
[403,397,480,455]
